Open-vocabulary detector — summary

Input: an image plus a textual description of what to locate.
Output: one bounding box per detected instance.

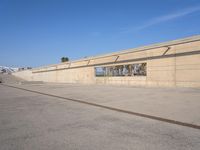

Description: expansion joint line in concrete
[1,83,200,130]
[32,49,200,73]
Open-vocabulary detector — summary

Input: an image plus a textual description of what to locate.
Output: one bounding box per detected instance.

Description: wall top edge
[31,35,200,71]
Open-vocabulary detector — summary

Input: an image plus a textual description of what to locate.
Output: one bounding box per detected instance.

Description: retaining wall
[13,35,200,88]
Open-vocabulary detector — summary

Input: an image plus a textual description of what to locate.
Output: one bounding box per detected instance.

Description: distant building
[18,67,32,71]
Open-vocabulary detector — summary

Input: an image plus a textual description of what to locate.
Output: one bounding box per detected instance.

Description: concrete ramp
[0,74,25,84]
[0,74,44,85]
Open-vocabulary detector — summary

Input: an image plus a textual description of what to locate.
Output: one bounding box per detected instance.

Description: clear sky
[1,0,200,67]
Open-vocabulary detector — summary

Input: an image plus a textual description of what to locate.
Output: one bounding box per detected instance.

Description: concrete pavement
[0,74,200,149]
[5,81,200,126]
[1,84,200,150]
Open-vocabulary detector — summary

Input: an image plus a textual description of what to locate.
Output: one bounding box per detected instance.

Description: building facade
[13,35,200,88]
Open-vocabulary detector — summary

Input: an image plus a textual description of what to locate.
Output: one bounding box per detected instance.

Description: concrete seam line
[1,84,200,130]
[32,50,200,73]
[31,37,200,71]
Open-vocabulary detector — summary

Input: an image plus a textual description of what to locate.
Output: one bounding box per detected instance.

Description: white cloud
[122,5,200,33]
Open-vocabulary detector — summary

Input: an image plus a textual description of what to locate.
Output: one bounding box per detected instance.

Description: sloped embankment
[0,74,25,84]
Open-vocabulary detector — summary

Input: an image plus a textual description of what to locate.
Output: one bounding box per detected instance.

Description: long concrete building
[13,35,200,88]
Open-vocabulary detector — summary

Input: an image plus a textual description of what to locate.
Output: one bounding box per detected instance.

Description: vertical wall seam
[175,47,177,87]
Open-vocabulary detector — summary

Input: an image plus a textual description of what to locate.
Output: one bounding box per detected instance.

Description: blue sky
[0,0,200,67]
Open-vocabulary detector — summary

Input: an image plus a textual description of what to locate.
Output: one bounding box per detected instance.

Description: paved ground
[4,77,200,126]
[0,74,200,150]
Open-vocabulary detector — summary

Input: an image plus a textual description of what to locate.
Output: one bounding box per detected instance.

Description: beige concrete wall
[13,35,200,88]
[29,66,95,84]
[175,41,200,87]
